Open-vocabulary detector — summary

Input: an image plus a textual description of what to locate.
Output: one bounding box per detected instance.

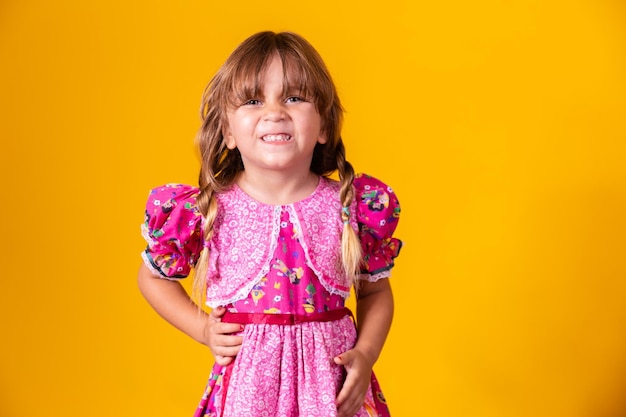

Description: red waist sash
[222,307,353,325]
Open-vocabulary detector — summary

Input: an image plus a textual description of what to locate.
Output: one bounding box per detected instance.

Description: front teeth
[262,134,291,142]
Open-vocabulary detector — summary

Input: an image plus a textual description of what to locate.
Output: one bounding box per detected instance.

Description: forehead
[232,53,309,95]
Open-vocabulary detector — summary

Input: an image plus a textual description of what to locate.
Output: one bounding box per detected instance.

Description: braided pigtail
[336,140,362,287]
[191,187,218,306]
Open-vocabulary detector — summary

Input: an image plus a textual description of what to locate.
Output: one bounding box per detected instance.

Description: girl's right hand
[204,306,244,366]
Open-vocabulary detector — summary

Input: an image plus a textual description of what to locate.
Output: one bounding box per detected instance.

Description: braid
[336,140,362,286]
[191,101,241,306]
[192,180,218,306]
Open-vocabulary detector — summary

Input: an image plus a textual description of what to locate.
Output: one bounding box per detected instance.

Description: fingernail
[240,325,245,331]
[336,355,342,361]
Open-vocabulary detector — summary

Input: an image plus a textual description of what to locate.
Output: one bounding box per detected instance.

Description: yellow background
[1,1,626,416]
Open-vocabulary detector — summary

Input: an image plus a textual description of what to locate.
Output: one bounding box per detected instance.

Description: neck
[236,169,320,205]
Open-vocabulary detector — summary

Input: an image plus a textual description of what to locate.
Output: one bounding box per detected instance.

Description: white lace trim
[287,205,350,299]
[204,205,282,308]
[199,177,387,307]
[140,223,183,280]
[359,270,391,283]
[140,250,183,281]
[140,223,156,248]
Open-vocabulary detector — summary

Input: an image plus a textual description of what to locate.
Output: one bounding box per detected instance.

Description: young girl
[138,31,402,417]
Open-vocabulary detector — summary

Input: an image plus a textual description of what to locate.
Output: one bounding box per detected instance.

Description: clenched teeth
[262,134,291,142]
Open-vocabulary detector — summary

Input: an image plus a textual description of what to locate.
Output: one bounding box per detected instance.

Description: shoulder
[354,172,401,236]
[145,183,200,209]
[144,183,202,222]
[141,183,204,278]
[353,173,403,276]
[143,183,203,244]
[354,173,400,215]
[353,173,398,198]
[312,173,401,216]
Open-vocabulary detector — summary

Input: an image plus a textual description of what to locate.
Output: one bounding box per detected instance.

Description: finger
[210,306,226,320]
[211,322,244,335]
[213,334,244,347]
[335,356,367,417]
[334,376,354,411]
[212,336,242,356]
[337,395,360,417]
[211,334,244,357]
[334,352,353,408]
[214,354,234,366]
[213,344,242,358]
[333,351,353,366]
[336,383,364,417]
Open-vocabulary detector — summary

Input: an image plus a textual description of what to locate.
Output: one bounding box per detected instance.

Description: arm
[335,278,394,417]
[137,263,243,365]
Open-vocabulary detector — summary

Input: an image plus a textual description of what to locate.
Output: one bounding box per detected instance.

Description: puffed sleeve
[354,173,403,280]
[140,184,204,279]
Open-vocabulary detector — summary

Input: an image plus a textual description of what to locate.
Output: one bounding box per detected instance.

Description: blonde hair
[192,31,362,304]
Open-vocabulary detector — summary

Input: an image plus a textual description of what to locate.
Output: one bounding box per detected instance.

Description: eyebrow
[283,86,306,95]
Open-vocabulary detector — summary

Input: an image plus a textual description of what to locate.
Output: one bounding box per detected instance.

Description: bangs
[227,51,318,107]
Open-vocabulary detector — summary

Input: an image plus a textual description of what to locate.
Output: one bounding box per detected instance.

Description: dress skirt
[193,314,391,417]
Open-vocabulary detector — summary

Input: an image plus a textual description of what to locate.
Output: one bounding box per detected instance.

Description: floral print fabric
[142,174,402,302]
[193,204,390,416]
[141,173,401,416]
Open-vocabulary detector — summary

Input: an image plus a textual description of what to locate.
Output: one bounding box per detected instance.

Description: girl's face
[224,54,327,177]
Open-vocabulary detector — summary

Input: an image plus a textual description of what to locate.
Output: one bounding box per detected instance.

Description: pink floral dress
[141,173,402,417]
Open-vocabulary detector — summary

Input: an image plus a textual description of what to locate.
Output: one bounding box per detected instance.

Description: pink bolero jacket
[141,173,402,308]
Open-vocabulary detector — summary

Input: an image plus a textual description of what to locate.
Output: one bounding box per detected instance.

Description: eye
[243,99,261,106]
[286,96,304,103]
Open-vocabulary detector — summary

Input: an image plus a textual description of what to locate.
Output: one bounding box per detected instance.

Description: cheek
[229,114,256,133]
[224,113,250,149]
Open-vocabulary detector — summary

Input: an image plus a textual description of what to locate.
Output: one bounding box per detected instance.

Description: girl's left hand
[333,348,373,417]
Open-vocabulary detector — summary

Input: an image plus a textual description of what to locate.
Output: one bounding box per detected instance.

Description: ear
[317,129,328,145]
[224,127,237,150]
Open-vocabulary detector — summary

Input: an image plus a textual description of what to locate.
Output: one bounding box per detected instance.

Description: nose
[263,100,286,122]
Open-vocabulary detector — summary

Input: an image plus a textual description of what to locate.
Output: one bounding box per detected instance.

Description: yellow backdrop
[1,1,625,416]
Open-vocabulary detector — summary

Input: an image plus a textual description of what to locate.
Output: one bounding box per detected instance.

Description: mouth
[261,133,292,142]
